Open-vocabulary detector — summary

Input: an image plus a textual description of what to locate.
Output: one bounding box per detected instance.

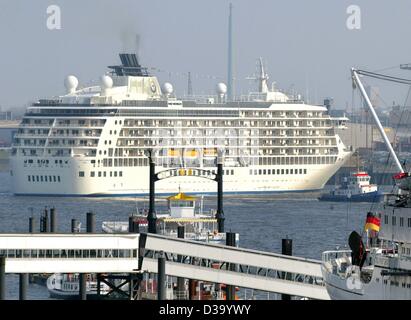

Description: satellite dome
[64,75,79,94]
[100,75,113,89]
[216,82,227,95]
[162,82,174,95]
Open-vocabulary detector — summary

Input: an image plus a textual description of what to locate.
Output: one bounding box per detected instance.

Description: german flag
[364,212,380,232]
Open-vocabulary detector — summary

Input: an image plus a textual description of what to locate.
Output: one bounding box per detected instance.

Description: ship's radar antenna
[100,75,113,96]
[101,75,113,89]
[216,82,227,102]
[162,82,174,98]
[64,75,79,94]
[246,58,269,93]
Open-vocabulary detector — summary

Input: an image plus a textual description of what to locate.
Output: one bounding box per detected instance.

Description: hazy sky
[1,0,411,112]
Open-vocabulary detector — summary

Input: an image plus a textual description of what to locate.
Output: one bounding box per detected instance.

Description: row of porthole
[27,175,61,183]
[384,215,411,228]
[79,171,123,178]
[250,168,308,175]
[381,279,411,288]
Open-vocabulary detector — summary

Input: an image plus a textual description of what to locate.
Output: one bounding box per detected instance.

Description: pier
[0,232,329,300]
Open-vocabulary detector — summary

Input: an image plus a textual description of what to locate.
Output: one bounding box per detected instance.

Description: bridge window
[304,169,307,174]
[385,215,389,225]
[28,176,31,182]
[119,171,123,177]
[408,218,411,227]
[98,171,102,177]
[392,216,396,226]
[90,171,95,177]
[53,176,56,182]
[40,176,43,182]
[400,217,404,227]
[58,176,61,182]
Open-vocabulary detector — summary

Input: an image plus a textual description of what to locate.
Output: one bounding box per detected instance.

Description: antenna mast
[187,71,193,96]
[227,3,233,101]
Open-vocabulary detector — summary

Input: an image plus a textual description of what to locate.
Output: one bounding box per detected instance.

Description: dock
[0,232,329,300]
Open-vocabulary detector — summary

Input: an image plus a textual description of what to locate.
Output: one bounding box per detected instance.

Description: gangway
[0,233,330,300]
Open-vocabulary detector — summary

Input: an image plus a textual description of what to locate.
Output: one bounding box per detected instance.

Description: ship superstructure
[10,54,350,196]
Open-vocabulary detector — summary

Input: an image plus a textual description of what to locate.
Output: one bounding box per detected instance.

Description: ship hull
[318,190,383,202]
[323,266,411,300]
[11,155,348,196]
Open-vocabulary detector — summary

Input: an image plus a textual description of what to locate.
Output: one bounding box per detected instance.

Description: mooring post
[148,152,157,234]
[157,251,166,300]
[19,273,28,300]
[0,256,5,300]
[225,232,236,300]
[177,226,186,299]
[71,219,78,233]
[216,160,225,233]
[29,217,36,233]
[79,273,87,300]
[50,207,57,233]
[41,207,49,233]
[281,238,293,300]
[86,212,95,233]
[129,216,140,234]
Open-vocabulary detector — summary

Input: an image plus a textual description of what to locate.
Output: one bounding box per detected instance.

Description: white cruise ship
[10,54,350,196]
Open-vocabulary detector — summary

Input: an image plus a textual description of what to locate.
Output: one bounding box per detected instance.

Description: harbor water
[0,171,389,299]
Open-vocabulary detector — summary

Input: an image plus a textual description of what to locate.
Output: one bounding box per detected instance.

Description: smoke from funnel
[121,31,141,59]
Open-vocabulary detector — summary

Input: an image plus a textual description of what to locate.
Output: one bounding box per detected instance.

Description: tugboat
[321,68,411,299]
[318,171,383,202]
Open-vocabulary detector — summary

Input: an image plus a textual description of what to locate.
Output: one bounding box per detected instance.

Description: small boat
[318,171,383,202]
[102,191,239,244]
[47,273,111,300]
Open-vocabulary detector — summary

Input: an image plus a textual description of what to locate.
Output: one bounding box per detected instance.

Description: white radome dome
[162,82,174,95]
[100,75,113,89]
[216,82,227,95]
[64,75,79,93]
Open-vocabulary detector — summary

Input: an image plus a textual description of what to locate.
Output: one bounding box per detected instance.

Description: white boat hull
[10,155,348,196]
